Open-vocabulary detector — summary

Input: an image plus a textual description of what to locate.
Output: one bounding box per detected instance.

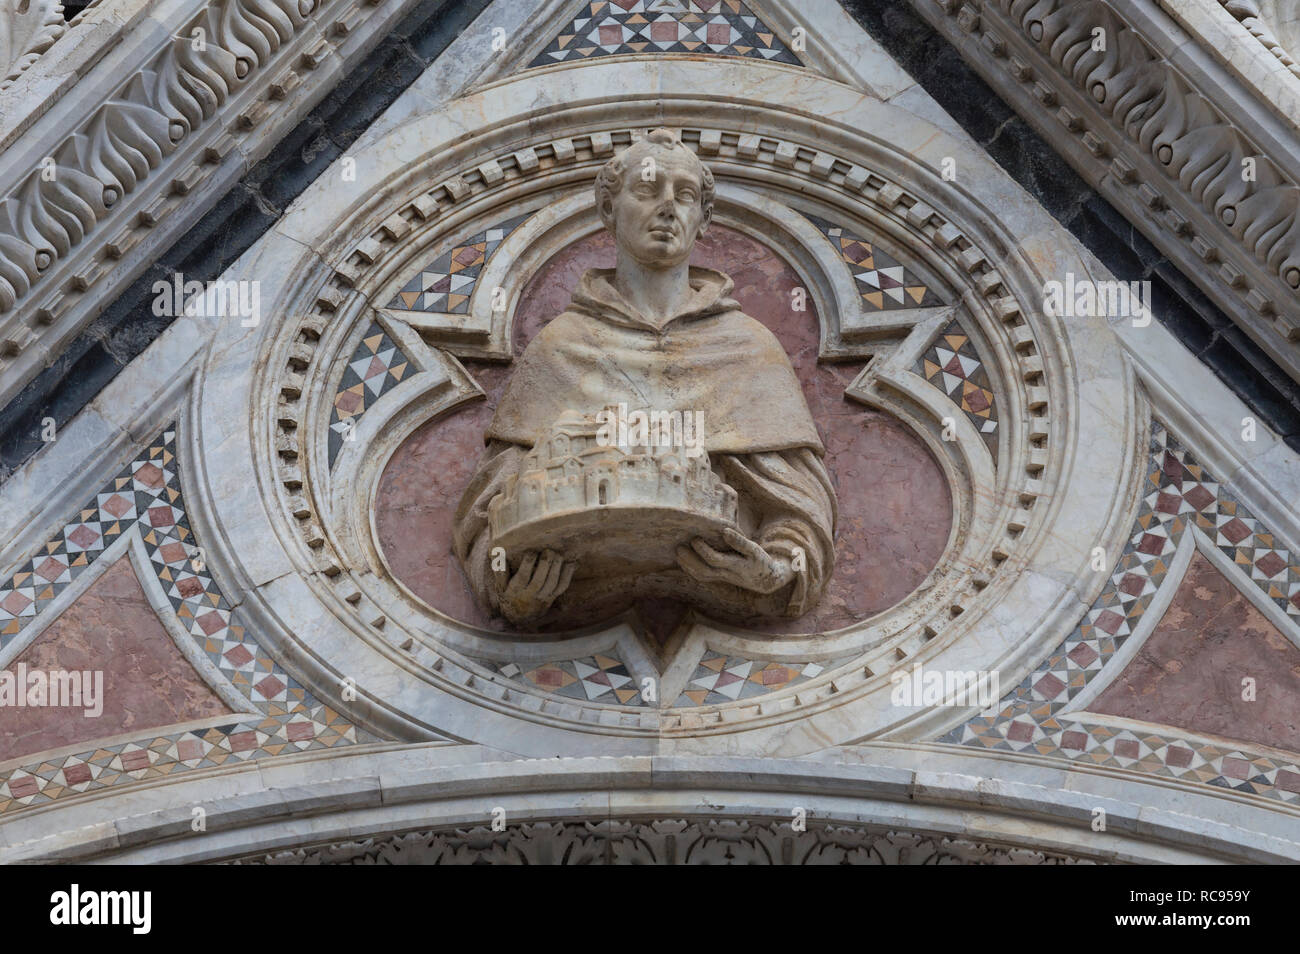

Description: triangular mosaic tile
[0,427,367,816]
[913,317,999,459]
[802,211,943,312]
[942,420,1300,806]
[385,213,531,315]
[529,0,802,67]
[327,322,412,468]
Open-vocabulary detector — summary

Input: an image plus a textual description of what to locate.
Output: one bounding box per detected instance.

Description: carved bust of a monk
[453,129,837,627]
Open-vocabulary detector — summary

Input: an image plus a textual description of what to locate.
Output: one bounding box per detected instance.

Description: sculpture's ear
[697,202,712,239]
[598,192,616,234]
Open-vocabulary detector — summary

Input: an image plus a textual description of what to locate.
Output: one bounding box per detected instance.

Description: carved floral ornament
[919,0,1300,379]
[189,58,1138,753]
[0,0,64,91]
[230,819,1097,866]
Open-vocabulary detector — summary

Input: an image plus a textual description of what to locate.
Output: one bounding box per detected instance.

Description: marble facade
[0,0,1297,865]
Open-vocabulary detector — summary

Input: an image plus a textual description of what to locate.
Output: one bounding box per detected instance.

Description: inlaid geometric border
[327,322,412,468]
[478,647,856,710]
[490,655,644,706]
[383,213,531,315]
[673,652,855,707]
[945,421,1300,804]
[0,427,364,815]
[803,212,944,313]
[529,0,802,68]
[914,318,999,460]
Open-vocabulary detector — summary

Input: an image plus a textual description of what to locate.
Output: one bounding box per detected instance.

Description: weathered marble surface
[376,225,952,635]
[0,556,230,762]
[1091,552,1300,754]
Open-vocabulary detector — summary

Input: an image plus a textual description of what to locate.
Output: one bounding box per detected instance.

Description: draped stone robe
[453,266,837,623]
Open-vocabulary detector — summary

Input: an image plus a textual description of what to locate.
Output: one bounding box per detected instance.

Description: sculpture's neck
[613,253,693,329]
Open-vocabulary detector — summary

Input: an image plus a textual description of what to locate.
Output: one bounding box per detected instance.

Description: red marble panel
[1090,552,1300,754]
[376,226,953,635]
[0,556,231,762]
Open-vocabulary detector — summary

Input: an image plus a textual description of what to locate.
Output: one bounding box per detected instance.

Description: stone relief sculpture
[0,0,64,91]
[454,129,837,627]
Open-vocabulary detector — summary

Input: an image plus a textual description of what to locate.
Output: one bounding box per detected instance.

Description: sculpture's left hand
[676,527,795,595]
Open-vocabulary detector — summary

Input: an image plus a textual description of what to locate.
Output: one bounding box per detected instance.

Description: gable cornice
[0,0,432,411]
[910,0,1300,383]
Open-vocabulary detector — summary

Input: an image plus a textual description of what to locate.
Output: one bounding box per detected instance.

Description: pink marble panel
[0,556,231,762]
[1091,552,1300,754]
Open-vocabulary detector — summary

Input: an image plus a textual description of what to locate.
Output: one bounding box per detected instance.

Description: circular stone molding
[190,58,1141,756]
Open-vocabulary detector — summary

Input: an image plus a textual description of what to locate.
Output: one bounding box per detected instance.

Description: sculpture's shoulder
[697,305,792,362]
[513,309,602,366]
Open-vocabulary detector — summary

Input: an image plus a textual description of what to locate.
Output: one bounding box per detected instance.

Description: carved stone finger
[722,527,762,558]
[676,545,722,582]
[537,552,564,599]
[509,551,539,594]
[556,561,577,596]
[690,537,733,568]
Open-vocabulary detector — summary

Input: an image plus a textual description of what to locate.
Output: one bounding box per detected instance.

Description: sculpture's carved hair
[595,128,715,222]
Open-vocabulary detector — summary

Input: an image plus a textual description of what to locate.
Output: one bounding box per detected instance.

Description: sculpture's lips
[648,227,677,241]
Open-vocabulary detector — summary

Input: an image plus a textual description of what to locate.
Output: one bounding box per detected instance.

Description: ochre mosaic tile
[945,421,1300,805]
[0,428,365,816]
[914,318,999,459]
[530,0,802,68]
[327,322,411,467]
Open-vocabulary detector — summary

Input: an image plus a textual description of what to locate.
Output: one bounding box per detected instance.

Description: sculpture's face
[607,148,709,269]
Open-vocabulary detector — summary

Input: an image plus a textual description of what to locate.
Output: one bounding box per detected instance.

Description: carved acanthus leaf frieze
[0,0,315,313]
[0,0,64,92]
[918,0,1300,377]
[229,819,1102,865]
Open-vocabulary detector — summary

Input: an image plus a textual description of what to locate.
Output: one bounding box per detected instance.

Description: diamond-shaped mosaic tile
[673,652,852,707]
[914,318,998,459]
[491,654,644,705]
[385,213,531,315]
[943,420,1300,806]
[529,0,802,67]
[803,211,943,312]
[327,322,412,468]
[0,427,365,816]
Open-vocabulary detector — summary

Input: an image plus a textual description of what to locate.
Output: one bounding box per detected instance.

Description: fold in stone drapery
[452,264,838,626]
[485,267,825,456]
[452,440,526,619]
[715,447,837,617]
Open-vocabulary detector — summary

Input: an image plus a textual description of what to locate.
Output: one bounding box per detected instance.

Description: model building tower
[488,408,739,547]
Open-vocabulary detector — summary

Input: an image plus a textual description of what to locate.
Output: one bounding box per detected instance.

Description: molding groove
[0,0,428,411]
[912,0,1300,382]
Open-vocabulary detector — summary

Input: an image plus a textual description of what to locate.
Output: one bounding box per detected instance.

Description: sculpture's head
[595,128,714,269]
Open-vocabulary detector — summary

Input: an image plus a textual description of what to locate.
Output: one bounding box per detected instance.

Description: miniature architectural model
[488,408,739,571]
[1,0,1299,872]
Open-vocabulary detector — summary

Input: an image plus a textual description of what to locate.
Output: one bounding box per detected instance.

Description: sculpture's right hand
[495,549,577,625]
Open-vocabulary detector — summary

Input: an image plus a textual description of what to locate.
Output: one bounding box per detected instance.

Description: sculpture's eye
[678,189,698,204]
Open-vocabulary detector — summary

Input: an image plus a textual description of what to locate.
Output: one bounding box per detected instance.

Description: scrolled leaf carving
[0,0,65,92]
[227,819,1102,866]
[0,0,316,320]
[990,0,1300,294]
